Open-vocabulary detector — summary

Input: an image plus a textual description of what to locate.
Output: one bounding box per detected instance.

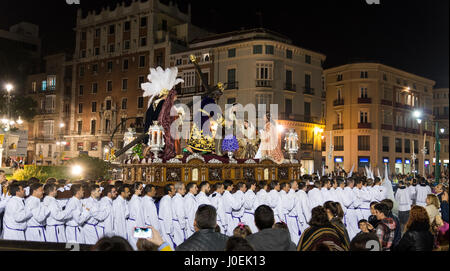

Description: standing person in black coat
[395,205,434,251]
[176,205,228,251]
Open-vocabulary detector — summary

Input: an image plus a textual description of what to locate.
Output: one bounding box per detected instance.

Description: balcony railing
[333,124,344,130]
[358,123,372,129]
[303,87,315,95]
[256,80,272,88]
[381,124,393,130]
[395,126,407,133]
[424,130,433,137]
[358,97,372,104]
[333,99,344,106]
[225,81,239,90]
[381,99,393,106]
[284,83,296,92]
[279,113,322,124]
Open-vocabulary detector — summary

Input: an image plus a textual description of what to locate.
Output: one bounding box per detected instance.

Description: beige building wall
[433,88,449,173]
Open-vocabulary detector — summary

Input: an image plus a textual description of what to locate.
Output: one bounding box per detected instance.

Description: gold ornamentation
[189,54,197,63]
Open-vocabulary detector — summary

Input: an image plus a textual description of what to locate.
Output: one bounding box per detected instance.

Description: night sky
[0,0,448,87]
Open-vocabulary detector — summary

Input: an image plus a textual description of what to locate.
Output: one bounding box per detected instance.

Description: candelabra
[284,129,299,162]
[148,121,165,163]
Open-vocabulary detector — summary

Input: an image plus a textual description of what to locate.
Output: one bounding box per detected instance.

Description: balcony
[395,126,407,133]
[279,113,322,124]
[381,99,393,106]
[303,87,315,95]
[381,124,393,130]
[333,123,344,130]
[333,99,344,106]
[300,143,313,151]
[358,123,372,129]
[335,146,344,151]
[225,81,239,90]
[424,130,434,137]
[284,83,296,92]
[358,97,372,104]
[256,80,272,88]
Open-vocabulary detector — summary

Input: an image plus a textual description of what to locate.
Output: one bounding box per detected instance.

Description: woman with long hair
[395,205,434,251]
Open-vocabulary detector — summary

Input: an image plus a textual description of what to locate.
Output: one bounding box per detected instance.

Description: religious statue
[255,113,284,164]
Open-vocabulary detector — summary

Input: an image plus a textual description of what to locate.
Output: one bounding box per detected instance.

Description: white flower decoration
[141,66,184,108]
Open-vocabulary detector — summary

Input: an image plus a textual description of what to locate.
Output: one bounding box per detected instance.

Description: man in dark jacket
[246,205,296,251]
[176,204,228,251]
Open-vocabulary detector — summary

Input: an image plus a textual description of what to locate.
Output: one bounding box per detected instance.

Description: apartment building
[433,88,449,173]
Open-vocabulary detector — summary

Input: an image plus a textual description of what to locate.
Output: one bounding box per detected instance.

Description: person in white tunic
[231,182,247,229]
[222,180,244,236]
[284,180,301,244]
[64,184,92,244]
[254,181,269,209]
[25,183,50,242]
[267,181,282,223]
[296,181,311,234]
[321,179,335,203]
[196,181,211,206]
[372,177,387,202]
[308,181,324,209]
[242,180,257,233]
[2,183,32,241]
[82,184,109,245]
[172,182,187,246]
[209,183,226,234]
[98,185,117,238]
[408,180,417,205]
[159,184,176,250]
[141,184,161,233]
[346,179,361,240]
[127,183,145,250]
[184,182,199,239]
[279,182,294,224]
[415,179,431,207]
[112,184,130,240]
[395,181,412,232]
[356,179,372,220]
[43,183,72,243]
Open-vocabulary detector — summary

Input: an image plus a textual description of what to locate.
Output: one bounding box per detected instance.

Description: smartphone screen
[133,227,153,239]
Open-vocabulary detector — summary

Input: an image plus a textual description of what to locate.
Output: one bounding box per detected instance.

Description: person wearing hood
[246,205,296,251]
[395,181,412,232]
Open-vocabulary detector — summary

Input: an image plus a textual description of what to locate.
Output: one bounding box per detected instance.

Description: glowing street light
[17,117,23,125]
[413,110,422,119]
[277,125,285,133]
[440,128,445,134]
[5,83,13,92]
[71,165,83,176]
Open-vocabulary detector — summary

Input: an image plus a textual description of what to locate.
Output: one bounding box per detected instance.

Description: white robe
[408,185,417,205]
[242,190,257,233]
[296,189,311,234]
[209,192,226,234]
[184,193,198,238]
[127,195,145,250]
[308,188,324,209]
[357,187,372,220]
[284,189,299,244]
[395,188,412,212]
[267,190,282,223]
[2,196,32,241]
[172,193,187,246]
[98,197,114,238]
[65,197,91,244]
[231,190,246,229]
[82,197,109,245]
[196,191,211,207]
[372,185,386,202]
[43,196,72,243]
[255,189,269,209]
[112,196,129,241]
[415,185,431,207]
[141,195,160,232]
[345,187,361,240]
[25,196,50,242]
[222,190,244,236]
[158,195,175,249]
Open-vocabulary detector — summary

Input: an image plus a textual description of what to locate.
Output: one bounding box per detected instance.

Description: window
[90,141,97,150]
[360,87,368,98]
[32,81,36,92]
[265,45,274,55]
[109,25,115,35]
[253,45,263,54]
[286,49,293,59]
[360,71,368,78]
[92,64,98,74]
[124,21,131,32]
[79,85,84,96]
[286,70,293,86]
[105,119,111,133]
[305,54,311,64]
[78,103,83,114]
[227,69,236,86]
[124,40,130,50]
[140,37,147,47]
[382,137,389,152]
[123,59,129,70]
[91,102,97,113]
[47,76,56,90]
[425,141,430,155]
[161,20,167,31]
[255,94,273,110]
[334,136,344,151]
[107,61,113,72]
[109,43,115,53]
[383,73,387,81]
[42,80,47,91]
[139,55,146,67]
[183,70,196,87]
[80,50,86,58]
[395,138,402,153]
[91,120,96,136]
[79,65,85,77]
[81,31,86,41]
[404,139,411,153]
[92,83,98,94]
[305,74,311,90]
[138,97,144,109]
[43,120,54,138]
[176,58,182,65]
[337,74,343,81]
[358,136,370,151]
[304,102,311,117]
[285,99,292,116]
[77,142,84,151]
[138,76,145,88]
[256,62,273,81]
[228,48,236,58]
[360,111,368,123]
[95,28,101,38]
[414,140,419,154]
[94,47,100,56]
[77,121,82,135]
[122,79,128,91]
[156,53,163,66]
[106,100,112,110]
[122,98,127,110]
[107,80,112,92]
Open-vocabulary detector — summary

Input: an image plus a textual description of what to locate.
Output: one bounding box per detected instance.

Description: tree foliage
[67,154,111,181]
